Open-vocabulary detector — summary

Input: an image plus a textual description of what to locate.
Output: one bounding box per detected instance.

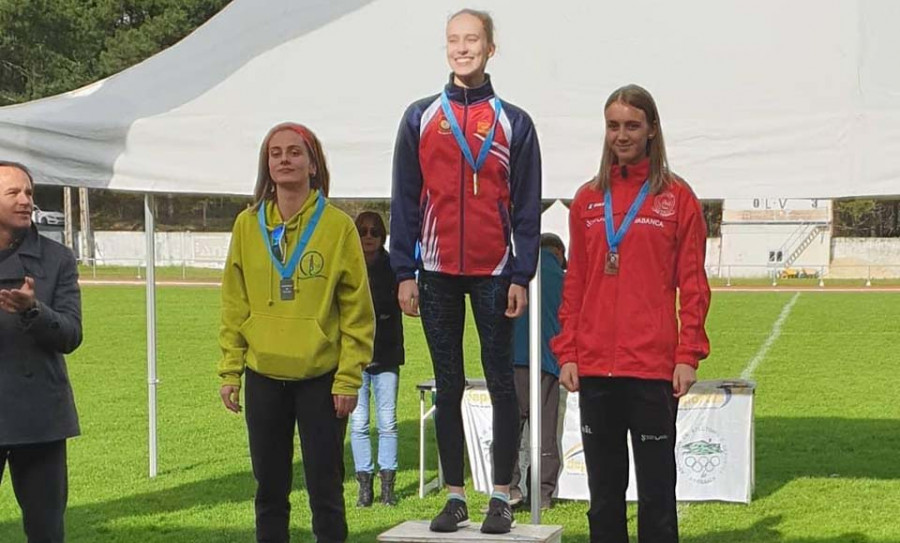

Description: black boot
[379,469,397,506]
[356,471,374,507]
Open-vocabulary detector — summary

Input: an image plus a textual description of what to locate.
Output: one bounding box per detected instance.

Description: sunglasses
[358,226,383,238]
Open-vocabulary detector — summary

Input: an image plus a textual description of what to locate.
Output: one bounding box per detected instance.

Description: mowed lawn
[1,287,898,542]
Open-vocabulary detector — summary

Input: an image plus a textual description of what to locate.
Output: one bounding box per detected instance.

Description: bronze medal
[603,180,650,279]
[604,252,619,275]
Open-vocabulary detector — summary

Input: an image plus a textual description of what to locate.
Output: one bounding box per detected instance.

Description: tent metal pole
[144,194,159,478]
[529,251,542,524]
[63,187,74,251]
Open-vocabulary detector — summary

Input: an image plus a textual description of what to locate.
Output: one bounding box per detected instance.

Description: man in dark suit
[0,160,83,543]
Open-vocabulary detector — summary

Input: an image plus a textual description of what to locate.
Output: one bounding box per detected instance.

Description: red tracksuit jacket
[551,159,711,381]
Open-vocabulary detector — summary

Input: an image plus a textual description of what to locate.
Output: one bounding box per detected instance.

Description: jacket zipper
[459,87,469,274]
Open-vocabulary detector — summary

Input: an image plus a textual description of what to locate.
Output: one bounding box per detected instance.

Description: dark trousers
[418,271,519,487]
[510,368,562,504]
[245,369,348,543]
[0,440,68,543]
[579,377,679,543]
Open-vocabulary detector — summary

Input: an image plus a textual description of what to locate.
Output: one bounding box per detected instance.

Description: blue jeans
[349,370,399,473]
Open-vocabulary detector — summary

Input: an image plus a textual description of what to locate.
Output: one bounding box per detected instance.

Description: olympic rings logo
[683,454,722,474]
[677,430,727,484]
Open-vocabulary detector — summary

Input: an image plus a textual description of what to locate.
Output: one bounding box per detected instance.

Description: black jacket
[366,249,404,374]
[0,226,82,446]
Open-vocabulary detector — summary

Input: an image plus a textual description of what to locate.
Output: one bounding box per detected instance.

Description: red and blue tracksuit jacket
[389,76,542,286]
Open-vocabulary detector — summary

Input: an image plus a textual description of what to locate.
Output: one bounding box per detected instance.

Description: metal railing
[77,256,226,281]
[705,264,900,287]
[75,257,900,287]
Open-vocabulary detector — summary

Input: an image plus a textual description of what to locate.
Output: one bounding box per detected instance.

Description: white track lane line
[677,292,799,523]
[741,292,801,380]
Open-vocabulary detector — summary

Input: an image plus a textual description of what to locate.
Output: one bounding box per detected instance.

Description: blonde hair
[252,123,330,210]
[449,8,495,46]
[593,84,672,194]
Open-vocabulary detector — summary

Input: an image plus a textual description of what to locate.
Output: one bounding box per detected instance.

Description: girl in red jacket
[552,85,711,543]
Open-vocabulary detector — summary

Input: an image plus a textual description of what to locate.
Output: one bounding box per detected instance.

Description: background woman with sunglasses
[349,211,405,508]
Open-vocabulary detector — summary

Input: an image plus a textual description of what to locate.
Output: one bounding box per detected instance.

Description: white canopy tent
[1,0,899,199]
[2,0,900,525]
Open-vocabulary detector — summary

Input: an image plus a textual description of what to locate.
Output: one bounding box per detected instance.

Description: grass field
[1,286,898,542]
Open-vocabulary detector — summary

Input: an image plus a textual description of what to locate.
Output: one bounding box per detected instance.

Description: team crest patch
[476,120,492,136]
[298,251,326,280]
[438,119,452,135]
[652,192,676,217]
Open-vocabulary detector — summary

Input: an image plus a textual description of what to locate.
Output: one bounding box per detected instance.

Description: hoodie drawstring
[267,255,274,306]
[263,203,275,306]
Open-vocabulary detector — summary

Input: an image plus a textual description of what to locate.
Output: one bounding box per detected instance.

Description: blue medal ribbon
[604,180,651,255]
[440,91,502,195]
[258,192,325,280]
[271,224,286,262]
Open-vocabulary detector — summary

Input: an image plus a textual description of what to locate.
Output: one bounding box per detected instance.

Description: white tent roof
[1,0,899,199]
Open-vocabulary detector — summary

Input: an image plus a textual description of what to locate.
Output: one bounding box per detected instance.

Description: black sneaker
[481,497,516,534]
[429,499,470,532]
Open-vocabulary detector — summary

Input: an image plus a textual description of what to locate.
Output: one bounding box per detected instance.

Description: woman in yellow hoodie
[218,122,375,543]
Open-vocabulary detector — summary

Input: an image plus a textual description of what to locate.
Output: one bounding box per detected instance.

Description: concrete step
[378,520,563,542]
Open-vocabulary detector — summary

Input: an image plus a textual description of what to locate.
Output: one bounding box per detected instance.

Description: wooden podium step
[378,521,563,542]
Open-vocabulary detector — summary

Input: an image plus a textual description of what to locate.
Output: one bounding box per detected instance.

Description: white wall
[830,238,900,279]
[90,233,727,273]
[705,238,723,277]
[87,232,900,279]
[719,223,831,277]
[93,231,230,269]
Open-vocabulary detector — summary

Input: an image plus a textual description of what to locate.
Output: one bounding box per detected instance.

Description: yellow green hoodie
[218,190,375,395]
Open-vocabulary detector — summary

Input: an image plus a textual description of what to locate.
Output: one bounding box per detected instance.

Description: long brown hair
[593,84,671,194]
[252,122,330,210]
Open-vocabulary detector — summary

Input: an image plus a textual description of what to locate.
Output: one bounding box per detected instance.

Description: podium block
[378,521,563,542]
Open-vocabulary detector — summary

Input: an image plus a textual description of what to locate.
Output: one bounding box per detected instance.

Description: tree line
[0,0,231,105]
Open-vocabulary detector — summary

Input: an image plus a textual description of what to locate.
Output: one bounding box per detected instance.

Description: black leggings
[419,271,519,487]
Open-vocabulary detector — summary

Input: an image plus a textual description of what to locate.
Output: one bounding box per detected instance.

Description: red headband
[268,123,319,168]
